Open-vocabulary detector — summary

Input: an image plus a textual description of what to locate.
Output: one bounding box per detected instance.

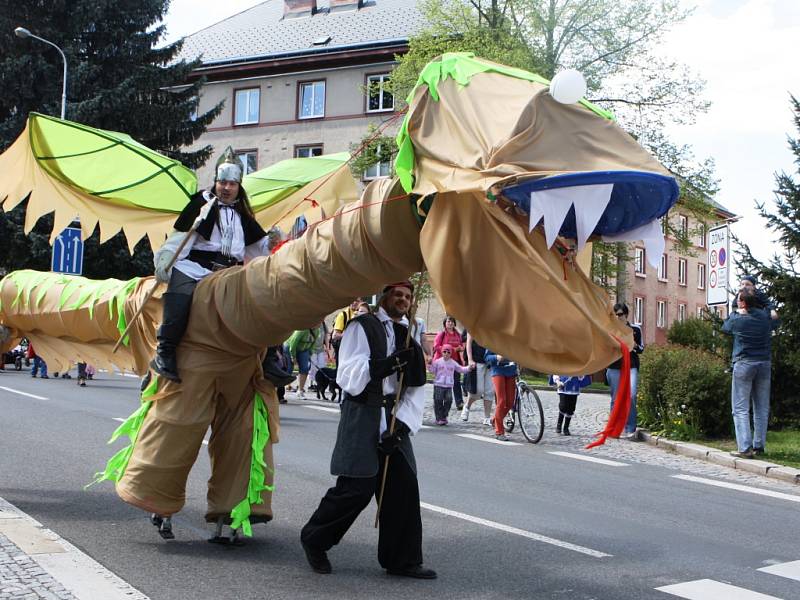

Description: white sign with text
[707,224,729,306]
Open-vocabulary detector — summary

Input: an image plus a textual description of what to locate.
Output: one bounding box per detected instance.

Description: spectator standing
[331,298,364,354]
[429,344,473,425]
[286,325,323,398]
[432,316,466,411]
[484,350,519,441]
[605,303,644,439]
[463,332,495,425]
[731,275,778,320]
[27,343,48,379]
[308,321,332,386]
[721,288,780,458]
[550,375,592,435]
[77,362,88,387]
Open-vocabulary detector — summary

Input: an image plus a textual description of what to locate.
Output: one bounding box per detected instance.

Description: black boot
[556,413,564,434]
[562,416,572,436]
[150,291,192,383]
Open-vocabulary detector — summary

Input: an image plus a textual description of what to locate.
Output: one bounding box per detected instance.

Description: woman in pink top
[429,344,473,425]
[432,316,467,410]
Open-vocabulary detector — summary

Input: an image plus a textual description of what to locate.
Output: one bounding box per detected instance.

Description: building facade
[178,0,422,185]
[624,202,736,346]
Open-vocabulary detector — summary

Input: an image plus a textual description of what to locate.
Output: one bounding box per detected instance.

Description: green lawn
[699,430,800,469]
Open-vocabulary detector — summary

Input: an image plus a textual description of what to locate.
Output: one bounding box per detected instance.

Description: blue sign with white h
[52,227,84,275]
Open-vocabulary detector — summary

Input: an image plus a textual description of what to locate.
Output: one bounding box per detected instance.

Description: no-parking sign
[707,224,729,306]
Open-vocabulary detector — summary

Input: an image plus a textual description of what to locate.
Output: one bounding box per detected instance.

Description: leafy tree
[735,95,800,427]
[0,0,222,279]
[382,0,719,298]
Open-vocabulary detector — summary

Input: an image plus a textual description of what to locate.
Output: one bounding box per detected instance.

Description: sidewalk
[0,497,148,600]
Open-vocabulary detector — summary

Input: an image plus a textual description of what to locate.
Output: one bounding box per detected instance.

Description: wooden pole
[374,276,423,527]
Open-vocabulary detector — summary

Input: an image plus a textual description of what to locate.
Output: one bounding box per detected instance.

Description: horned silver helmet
[215,146,243,183]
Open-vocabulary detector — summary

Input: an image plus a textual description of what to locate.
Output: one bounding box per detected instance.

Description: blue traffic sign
[52,227,84,275]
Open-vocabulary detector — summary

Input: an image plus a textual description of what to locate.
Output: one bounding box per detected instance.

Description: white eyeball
[549,69,587,104]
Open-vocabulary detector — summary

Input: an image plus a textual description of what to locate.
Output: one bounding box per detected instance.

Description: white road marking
[303,405,340,414]
[420,425,433,430]
[0,386,48,400]
[656,579,782,599]
[548,451,629,467]
[456,433,522,446]
[673,474,800,504]
[0,497,150,599]
[759,560,800,582]
[123,373,139,378]
[420,502,611,558]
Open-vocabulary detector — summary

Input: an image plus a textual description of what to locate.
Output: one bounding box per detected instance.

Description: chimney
[284,0,317,18]
[329,0,363,12]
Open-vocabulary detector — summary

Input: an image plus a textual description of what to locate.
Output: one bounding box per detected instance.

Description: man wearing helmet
[150,147,272,382]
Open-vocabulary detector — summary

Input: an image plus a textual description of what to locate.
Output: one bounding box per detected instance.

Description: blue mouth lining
[500,171,680,238]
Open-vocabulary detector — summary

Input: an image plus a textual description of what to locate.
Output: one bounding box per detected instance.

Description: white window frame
[678,303,687,323]
[234,88,260,125]
[679,214,689,238]
[633,297,644,325]
[678,258,687,286]
[234,150,257,175]
[697,263,706,290]
[363,144,392,180]
[295,145,323,158]
[697,305,705,318]
[634,247,646,277]
[299,81,325,119]
[658,254,668,281]
[697,223,706,248]
[656,300,667,328]
[366,74,394,113]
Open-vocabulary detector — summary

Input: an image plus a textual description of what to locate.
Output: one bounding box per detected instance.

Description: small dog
[314,367,340,402]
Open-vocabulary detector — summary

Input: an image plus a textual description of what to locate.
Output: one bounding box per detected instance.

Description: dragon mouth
[500,170,679,268]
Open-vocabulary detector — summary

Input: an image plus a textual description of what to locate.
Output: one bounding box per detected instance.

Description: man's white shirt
[336,306,426,435]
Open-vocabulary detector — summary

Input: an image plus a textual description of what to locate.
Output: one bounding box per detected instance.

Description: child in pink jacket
[429,344,474,425]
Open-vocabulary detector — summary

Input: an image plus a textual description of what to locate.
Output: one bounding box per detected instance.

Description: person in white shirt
[300,281,436,579]
[150,147,272,382]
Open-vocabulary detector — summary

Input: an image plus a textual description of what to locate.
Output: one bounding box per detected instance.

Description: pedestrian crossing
[656,560,800,599]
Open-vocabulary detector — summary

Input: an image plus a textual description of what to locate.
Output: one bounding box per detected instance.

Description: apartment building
[626,199,736,346]
[177,0,422,185]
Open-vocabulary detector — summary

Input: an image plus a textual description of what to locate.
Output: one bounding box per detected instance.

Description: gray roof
[177,0,424,65]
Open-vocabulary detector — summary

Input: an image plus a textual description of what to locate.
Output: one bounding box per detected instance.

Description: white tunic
[158,191,271,281]
[336,306,426,435]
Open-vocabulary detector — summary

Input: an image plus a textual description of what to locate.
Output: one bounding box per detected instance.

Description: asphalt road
[1,368,799,600]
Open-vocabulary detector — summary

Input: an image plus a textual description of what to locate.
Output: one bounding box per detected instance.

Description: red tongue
[585,335,631,449]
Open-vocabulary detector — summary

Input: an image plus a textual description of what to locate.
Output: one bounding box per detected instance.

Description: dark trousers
[301,452,423,570]
[453,371,463,407]
[156,269,197,353]
[432,385,453,421]
[558,393,578,417]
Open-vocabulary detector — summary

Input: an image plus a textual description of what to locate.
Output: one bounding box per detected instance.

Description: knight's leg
[151,270,196,383]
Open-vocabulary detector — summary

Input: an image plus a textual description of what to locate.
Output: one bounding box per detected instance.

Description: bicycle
[504,378,545,443]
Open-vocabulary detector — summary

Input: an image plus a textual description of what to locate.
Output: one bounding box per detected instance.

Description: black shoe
[753,447,765,456]
[150,355,181,383]
[555,426,562,434]
[302,541,332,574]
[562,428,570,436]
[387,564,437,579]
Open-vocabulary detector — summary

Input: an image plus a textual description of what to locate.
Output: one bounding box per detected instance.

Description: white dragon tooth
[528,197,544,232]
[602,218,665,268]
[531,188,574,248]
[571,184,613,251]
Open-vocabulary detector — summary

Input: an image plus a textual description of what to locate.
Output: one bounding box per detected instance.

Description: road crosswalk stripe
[0,386,48,400]
[547,451,629,467]
[656,579,783,599]
[456,433,522,446]
[759,560,800,582]
[673,474,800,504]
[420,502,611,558]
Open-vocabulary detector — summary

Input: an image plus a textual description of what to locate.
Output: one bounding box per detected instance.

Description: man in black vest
[300,281,435,579]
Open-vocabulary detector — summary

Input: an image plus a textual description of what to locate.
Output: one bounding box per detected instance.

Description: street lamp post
[14,27,68,120]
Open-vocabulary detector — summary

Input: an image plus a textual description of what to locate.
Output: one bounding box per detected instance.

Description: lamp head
[14,27,31,38]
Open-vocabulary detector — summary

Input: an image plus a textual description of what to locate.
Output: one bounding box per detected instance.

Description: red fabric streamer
[585,334,631,449]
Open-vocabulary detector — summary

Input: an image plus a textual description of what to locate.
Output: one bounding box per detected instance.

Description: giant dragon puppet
[0,54,678,543]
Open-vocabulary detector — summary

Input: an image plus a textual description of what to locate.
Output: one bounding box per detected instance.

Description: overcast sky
[163,0,800,266]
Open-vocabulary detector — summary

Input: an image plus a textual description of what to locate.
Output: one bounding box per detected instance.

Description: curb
[638,431,800,485]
